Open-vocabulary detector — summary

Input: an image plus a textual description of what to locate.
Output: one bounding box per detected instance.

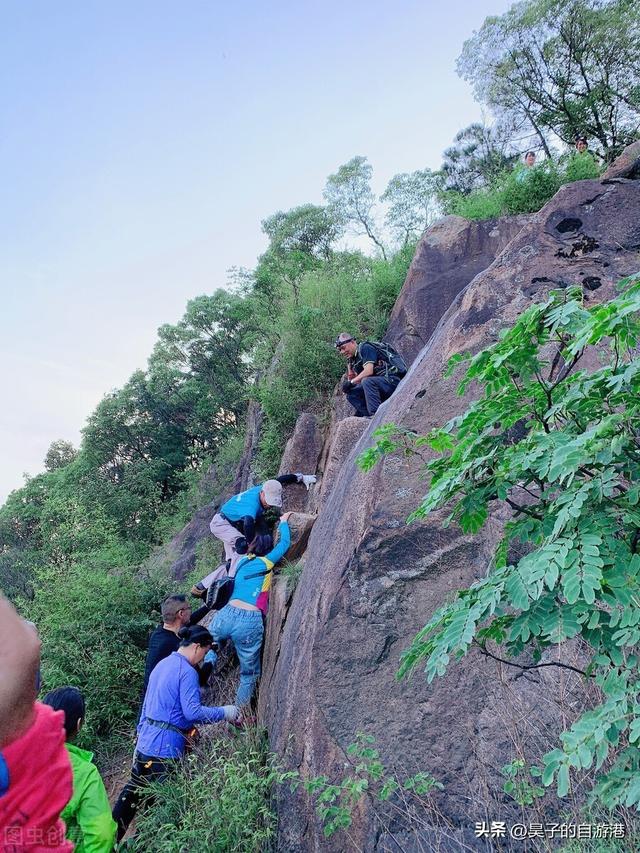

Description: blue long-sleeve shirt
[230,521,291,610]
[219,475,298,541]
[137,652,224,758]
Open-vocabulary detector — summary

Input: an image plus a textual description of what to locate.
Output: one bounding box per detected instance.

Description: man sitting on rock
[336,332,406,417]
[191,474,315,597]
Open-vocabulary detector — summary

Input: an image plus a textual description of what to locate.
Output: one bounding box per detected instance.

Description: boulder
[260,156,640,850]
[313,416,369,512]
[385,215,530,365]
[280,511,315,562]
[603,140,640,180]
[278,413,324,513]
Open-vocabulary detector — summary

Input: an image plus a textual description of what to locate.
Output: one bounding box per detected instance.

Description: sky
[0,0,513,504]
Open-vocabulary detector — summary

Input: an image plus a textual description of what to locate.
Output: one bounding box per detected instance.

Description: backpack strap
[243,568,272,580]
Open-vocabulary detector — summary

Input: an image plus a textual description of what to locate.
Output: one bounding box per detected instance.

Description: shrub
[500,161,562,213]
[23,550,174,764]
[442,154,603,222]
[254,246,415,474]
[130,731,293,852]
[445,187,503,220]
[280,559,304,591]
[564,152,603,183]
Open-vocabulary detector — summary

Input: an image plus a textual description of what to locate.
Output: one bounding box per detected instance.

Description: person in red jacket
[0,595,73,851]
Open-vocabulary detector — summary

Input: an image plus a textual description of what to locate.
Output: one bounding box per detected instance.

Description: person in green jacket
[42,686,116,853]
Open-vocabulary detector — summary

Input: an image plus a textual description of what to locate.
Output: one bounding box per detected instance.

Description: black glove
[342,380,354,393]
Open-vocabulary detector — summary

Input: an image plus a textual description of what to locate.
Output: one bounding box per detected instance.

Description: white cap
[262,479,283,508]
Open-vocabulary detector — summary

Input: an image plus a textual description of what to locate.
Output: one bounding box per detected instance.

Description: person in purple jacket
[112,625,239,841]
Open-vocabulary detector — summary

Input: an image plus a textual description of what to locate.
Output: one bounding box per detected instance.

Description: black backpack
[205,557,273,610]
[362,340,408,378]
[205,564,235,610]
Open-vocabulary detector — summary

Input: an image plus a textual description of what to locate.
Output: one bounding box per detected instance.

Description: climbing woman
[112,624,239,841]
[210,512,292,709]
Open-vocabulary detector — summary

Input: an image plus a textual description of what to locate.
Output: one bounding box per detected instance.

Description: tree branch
[474,640,589,677]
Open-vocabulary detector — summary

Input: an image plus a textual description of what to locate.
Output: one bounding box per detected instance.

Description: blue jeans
[212,605,264,705]
[346,375,400,416]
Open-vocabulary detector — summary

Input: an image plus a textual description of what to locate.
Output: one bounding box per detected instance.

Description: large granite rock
[278,413,324,514]
[385,215,530,365]
[260,157,640,850]
[603,140,640,180]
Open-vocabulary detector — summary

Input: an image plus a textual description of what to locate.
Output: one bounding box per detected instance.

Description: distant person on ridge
[573,135,598,165]
[113,625,239,841]
[336,332,407,418]
[515,150,537,182]
[42,687,116,853]
[191,473,316,598]
[207,513,293,709]
[575,135,589,154]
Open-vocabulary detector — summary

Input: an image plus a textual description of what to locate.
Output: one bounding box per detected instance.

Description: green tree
[360,276,640,810]
[261,204,342,261]
[255,206,341,308]
[380,168,442,246]
[44,439,78,472]
[458,0,640,160]
[324,156,388,260]
[441,123,517,194]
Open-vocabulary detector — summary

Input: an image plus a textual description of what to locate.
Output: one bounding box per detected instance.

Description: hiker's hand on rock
[300,474,316,490]
[342,380,354,393]
[0,595,41,748]
[222,705,240,722]
[281,512,293,522]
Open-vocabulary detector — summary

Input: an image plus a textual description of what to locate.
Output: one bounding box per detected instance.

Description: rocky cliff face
[258,155,640,850]
[165,146,640,850]
[385,214,530,364]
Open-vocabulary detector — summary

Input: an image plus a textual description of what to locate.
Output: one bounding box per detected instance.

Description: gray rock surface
[385,215,530,365]
[278,413,324,514]
[260,157,640,851]
[603,140,640,180]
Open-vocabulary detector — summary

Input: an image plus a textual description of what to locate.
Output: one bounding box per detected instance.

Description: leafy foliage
[26,555,168,747]
[359,275,640,810]
[44,439,78,472]
[380,168,441,246]
[324,155,388,259]
[443,154,602,220]
[441,122,518,194]
[501,758,545,806]
[305,732,442,838]
[130,731,297,853]
[458,0,640,160]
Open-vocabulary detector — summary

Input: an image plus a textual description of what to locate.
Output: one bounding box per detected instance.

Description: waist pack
[144,717,200,751]
[362,340,407,378]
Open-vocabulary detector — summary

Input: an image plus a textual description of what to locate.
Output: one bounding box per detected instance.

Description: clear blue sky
[0,0,512,503]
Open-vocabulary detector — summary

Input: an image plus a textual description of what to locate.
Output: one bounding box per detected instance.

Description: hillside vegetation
[1,0,639,846]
